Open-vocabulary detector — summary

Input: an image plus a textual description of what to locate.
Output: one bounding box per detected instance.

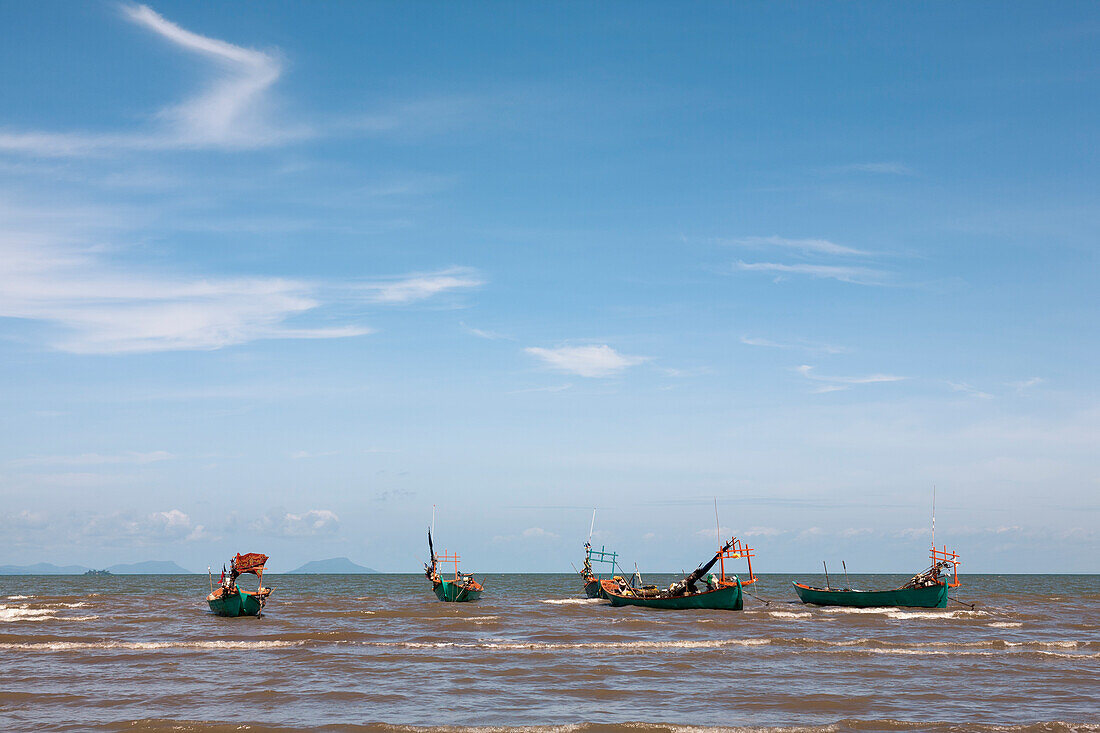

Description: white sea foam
[989,621,1024,628]
[820,606,986,620]
[0,606,59,622]
[768,611,812,619]
[539,598,603,605]
[6,595,32,600]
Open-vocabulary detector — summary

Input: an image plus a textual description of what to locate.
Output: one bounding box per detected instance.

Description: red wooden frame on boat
[717,537,757,586]
[930,545,961,587]
[434,551,465,581]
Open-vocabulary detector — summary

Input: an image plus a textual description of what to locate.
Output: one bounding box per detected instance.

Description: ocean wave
[767,611,812,619]
[819,607,987,620]
[988,622,1024,628]
[0,606,59,622]
[539,598,603,605]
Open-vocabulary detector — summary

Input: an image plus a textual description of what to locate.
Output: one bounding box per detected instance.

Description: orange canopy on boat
[233,552,268,577]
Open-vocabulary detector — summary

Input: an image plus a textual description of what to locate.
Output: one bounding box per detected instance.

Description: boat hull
[607,579,743,610]
[434,579,482,602]
[792,581,948,608]
[206,589,266,617]
[584,578,617,599]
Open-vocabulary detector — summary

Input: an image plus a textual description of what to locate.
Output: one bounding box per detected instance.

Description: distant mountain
[106,560,194,574]
[0,562,91,575]
[287,557,378,574]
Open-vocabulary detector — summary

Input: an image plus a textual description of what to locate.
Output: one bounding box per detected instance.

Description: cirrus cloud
[525,344,649,378]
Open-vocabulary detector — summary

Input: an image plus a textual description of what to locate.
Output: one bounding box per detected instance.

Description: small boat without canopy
[425,528,483,602]
[579,542,622,599]
[793,546,961,609]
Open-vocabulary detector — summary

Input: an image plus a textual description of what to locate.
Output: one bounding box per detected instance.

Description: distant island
[0,560,194,575]
[0,562,91,575]
[287,557,378,574]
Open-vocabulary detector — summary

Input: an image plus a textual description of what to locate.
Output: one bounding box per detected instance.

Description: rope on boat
[949,595,976,609]
[745,586,772,606]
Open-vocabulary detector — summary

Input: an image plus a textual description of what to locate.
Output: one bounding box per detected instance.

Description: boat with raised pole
[425,528,483,602]
[604,537,758,611]
[206,552,272,617]
[793,545,960,609]
[579,542,623,599]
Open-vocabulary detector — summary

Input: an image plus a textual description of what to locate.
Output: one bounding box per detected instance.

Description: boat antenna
[431,504,436,539]
[931,485,936,550]
[713,497,721,546]
[208,565,212,593]
[842,560,850,590]
[588,508,596,544]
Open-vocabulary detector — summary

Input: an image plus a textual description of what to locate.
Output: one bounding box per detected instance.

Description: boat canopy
[233,552,268,578]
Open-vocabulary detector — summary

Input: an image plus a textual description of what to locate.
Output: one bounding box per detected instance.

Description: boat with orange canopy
[206,552,273,617]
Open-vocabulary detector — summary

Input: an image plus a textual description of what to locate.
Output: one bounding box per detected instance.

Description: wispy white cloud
[0,5,303,156]
[10,451,173,467]
[507,383,574,394]
[660,366,713,378]
[0,234,373,353]
[740,335,848,355]
[525,344,649,378]
[522,527,558,539]
[0,205,483,353]
[725,236,869,256]
[734,261,890,286]
[355,267,484,304]
[948,381,994,400]
[460,322,509,340]
[796,365,906,390]
[1008,377,1044,392]
[251,509,339,537]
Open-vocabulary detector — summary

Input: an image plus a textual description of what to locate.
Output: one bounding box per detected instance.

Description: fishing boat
[425,528,483,602]
[604,537,758,611]
[206,552,272,617]
[579,542,622,599]
[793,546,960,609]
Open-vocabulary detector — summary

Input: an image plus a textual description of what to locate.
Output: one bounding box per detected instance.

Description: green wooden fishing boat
[206,552,272,617]
[608,577,744,610]
[433,578,482,602]
[207,587,269,616]
[793,581,947,608]
[793,546,960,609]
[425,527,483,603]
[603,536,759,611]
[579,541,621,599]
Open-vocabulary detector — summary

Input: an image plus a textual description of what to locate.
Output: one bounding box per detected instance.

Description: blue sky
[0,2,1097,573]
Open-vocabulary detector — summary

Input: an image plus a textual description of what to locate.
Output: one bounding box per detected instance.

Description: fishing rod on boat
[823,561,831,589]
[842,560,850,590]
[949,596,976,609]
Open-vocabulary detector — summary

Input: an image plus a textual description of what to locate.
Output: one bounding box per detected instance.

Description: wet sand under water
[0,573,1096,731]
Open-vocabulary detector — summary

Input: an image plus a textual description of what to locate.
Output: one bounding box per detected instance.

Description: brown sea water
[0,573,1096,732]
